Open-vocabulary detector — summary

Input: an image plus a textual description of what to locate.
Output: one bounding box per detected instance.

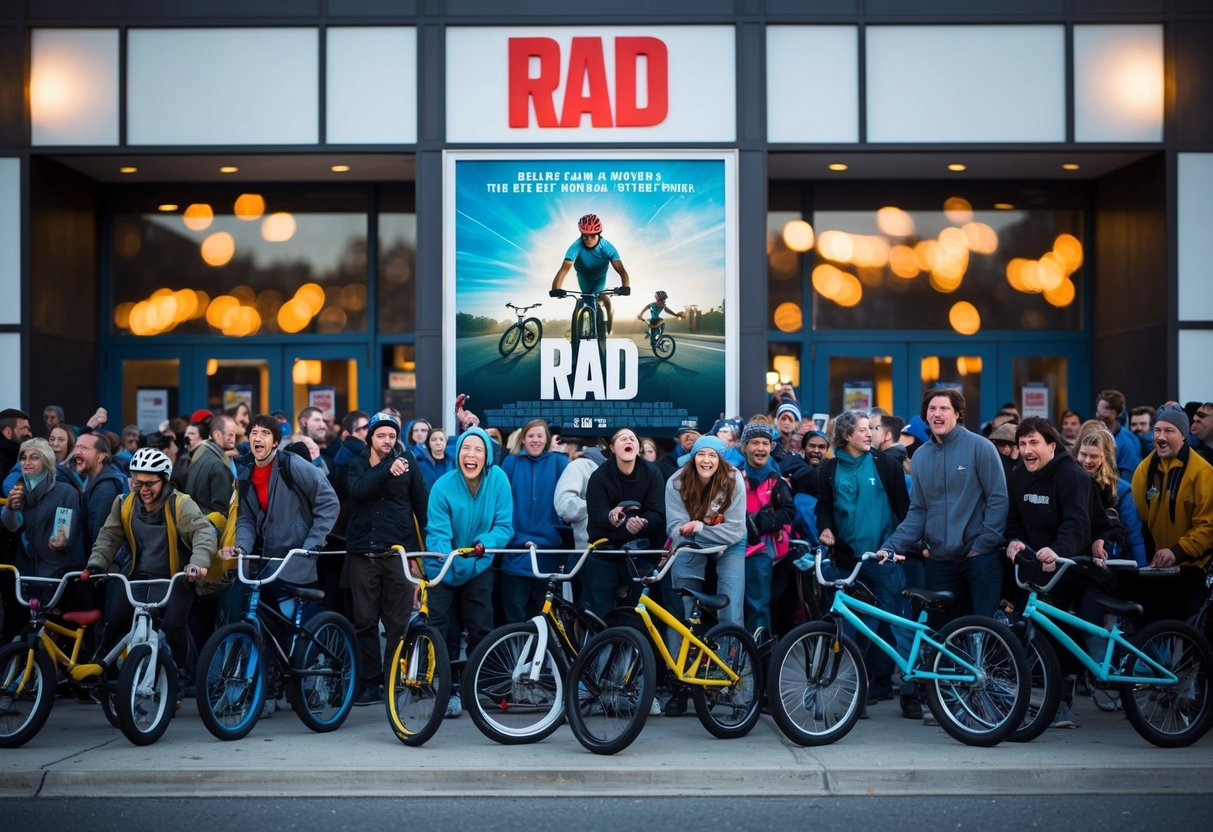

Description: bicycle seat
[61,609,102,627]
[1095,596,1143,618]
[285,585,326,604]
[676,586,729,611]
[901,588,955,609]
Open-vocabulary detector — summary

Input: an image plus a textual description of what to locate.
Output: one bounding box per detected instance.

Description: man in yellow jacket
[1131,403,1213,620]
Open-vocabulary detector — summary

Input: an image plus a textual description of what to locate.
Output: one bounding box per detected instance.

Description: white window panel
[128,28,319,146]
[31,29,119,146]
[866,25,1065,143]
[326,27,417,144]
[0,333,19,402]
[1179,331,1213,406]
[1074,25,1163,143]
[1178,153,1213,322]
[767,26,859,144]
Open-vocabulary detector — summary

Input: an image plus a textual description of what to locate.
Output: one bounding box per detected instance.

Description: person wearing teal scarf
[1,437,86,577]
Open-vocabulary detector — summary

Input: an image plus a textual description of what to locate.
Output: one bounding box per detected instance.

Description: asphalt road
[6,796,1211,832]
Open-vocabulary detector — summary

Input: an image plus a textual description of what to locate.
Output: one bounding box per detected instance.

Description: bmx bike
[498,302,543,357]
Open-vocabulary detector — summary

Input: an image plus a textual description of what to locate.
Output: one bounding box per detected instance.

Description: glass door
[907,343,998,431]
[998,341,1089,425]
[283,344,371,426]
[811,341,908,419]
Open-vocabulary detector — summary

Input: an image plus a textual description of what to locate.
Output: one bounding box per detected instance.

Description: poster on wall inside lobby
[443,151,737,437]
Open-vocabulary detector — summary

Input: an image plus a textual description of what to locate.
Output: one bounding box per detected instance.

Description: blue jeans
[856,560,917,695]
[743,546,774,635]
[924,550,1002,627]
[672,540,745,627]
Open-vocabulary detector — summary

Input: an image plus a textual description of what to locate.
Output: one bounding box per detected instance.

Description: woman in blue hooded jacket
[424,427,513,717]
[416,428,455,488]
[498,418,569,622]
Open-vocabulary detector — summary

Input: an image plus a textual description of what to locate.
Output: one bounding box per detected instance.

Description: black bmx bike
[498,302,543,357]
[644,319,676,360]
[552,288,624,370]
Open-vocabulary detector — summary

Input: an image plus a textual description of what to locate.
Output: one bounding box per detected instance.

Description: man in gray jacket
[185,414,238,517]
[880,387,1008,625]
[221,414,339,590]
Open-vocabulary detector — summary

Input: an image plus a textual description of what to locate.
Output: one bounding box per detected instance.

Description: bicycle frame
[1,568,89,689]
[613,545,739,689]
[393,547,464,687]
[814,552,986,684]
[1015,557,1179,686]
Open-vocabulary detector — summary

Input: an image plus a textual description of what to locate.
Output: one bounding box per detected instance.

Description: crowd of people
[0,387,1209,729]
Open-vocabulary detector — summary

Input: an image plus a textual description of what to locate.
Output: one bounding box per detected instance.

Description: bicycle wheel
[0,643,56,748]
[1120,620,1213,748]
[288,611,357,733]
[924,616,1029,747]
[653,335,676,360]
[1009,635,1061,743]
[465,621,565,745]
[498,325,522,356]
[571,306,593,368]
[115,642,176,746]
[522,318,543,350]
[565,626,655,755]
[766,622,866,747]
[385,622,451,747]
[196,622,265,741]
[690,623,762,739]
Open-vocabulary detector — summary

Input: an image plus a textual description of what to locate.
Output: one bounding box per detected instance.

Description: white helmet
[129,447,173,478]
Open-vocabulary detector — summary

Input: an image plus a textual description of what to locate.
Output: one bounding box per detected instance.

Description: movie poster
[444,151,736,436]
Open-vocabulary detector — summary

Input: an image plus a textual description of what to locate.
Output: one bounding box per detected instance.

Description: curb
[5,764,1212,798]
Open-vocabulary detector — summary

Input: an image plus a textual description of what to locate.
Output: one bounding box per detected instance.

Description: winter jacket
[499,449,569,575]
[1005,450,1099,558]
[1,472,86,577]
[423,427,514,587]
[665,467,748,550]
[80,463,128,550]
[554,450,606,548]
[87,485,216,576]
[329,434,368,502]
[817,448,909,565]
[234,449,340,585]
[742,460,795,560]
[586,457,666,548]
[345,445,428,555]
[1112,420,1143,482]
[884,424,1008,562]
[1132,445,1213,569]
[186,440,237,517]
[416,447,455,489]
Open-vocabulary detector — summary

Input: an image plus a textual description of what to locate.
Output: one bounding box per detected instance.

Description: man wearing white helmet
[83,447,218,694]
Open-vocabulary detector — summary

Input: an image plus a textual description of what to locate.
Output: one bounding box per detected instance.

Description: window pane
[122,358,179,431]
[378,189,417,332]
[767,211,805,333]
[811,200,1084,332]
[827,355,894,417]
[1012,356,1068,423]
[380,344,417,420]
[111,190,368,336]
[205,359,269,418]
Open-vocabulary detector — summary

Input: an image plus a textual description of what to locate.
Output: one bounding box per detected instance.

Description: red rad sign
[446,26,735,142]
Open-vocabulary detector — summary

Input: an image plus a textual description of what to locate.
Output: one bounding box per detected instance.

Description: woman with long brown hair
[664,435,747,628]
[1075,428,1146,565]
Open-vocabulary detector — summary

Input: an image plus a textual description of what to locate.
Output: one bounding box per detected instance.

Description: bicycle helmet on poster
[578,214,603,234]
[656,291,668,301]
[129,447,173,478]
[366,411,401,438]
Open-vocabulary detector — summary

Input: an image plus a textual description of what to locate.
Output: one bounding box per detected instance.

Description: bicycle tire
[98,681,121,728]
[766,622,866,747]
[115,642,176,746]
[465,621,566,745]
[571,306,593,369]
[196,622,265,741]
[385,622,451,747]
[1009,634,1061,743]
[288,611,357,733]
[1120,619,1213,748]
[690,623,762,739]
[0,643,56,748]
[924,616,1029,747]
[654,335,676,360]
[498,325,522,356]
[565,626,655,755]
[522,318,543,350]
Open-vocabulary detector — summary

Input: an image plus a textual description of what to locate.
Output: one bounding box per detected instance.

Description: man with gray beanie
[1130,402,1213,621]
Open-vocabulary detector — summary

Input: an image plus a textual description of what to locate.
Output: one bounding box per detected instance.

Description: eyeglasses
[130,478,163,491]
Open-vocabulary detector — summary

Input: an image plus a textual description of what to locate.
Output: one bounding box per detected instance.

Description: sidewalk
[2,695,1210,798]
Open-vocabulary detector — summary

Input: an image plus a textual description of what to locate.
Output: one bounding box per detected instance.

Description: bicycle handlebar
[586,542,727,584]
[232,548,318,587]
[102,571,193,610]
[506,302,542,312]
[0,565,85,611]
[811,548,892,589]
[1012,546,1180,594]
[526,542,597,581]
[391,545,485,587]
[552,288,626,300]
